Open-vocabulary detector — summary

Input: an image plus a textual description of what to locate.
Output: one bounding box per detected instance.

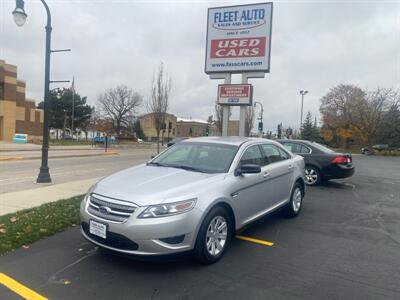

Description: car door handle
[263,172,271,178]
[288,164,294,169]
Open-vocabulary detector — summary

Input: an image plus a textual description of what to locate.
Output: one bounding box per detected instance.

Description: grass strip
[0,195,84,255]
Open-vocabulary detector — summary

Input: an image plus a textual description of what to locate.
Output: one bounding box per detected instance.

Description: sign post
[206,2,273,137]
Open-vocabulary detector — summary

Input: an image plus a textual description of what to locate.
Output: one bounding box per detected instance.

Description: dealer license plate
[89,220,107,239]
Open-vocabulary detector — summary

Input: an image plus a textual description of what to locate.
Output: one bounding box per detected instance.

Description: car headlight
[138,199,196,218]
[83,183,97,204]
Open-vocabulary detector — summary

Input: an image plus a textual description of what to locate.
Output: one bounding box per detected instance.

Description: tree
[245,106,255,136]
[380,94,400,147]
[301,112,320,141]
[351,88,396,149]
[147,63,171,153]
[97,85,142,136]
[79,105,95,140]
[320,84,365,148]
[38,88,92,139]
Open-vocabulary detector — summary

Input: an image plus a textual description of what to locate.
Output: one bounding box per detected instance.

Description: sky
[1,0,399,132]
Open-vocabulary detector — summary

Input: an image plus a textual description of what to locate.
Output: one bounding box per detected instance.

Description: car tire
[194,206,232,265]
[283,182,304,218]
[305,166,321,186]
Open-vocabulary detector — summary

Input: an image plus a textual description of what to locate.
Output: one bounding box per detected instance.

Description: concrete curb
[0,156,24,161]
[0,152,118,162]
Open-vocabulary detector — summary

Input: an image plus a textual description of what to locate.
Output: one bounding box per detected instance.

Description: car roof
[181,136,277,146]
[277,139,311,143]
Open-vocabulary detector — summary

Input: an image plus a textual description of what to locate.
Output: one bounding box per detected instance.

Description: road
[0,155,399,300]
[0,149,155,194]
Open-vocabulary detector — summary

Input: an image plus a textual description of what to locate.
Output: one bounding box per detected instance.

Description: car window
[283,142,301,153]
[299,145,311,154]
[309,142,334,153]
[160,145,192,164]
[152,142,238,173]
[278,148,290,160]
[239,145,264,167]
[261,144,289,163]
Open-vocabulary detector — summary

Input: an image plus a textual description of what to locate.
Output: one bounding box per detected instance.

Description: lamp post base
[37,167,52,183]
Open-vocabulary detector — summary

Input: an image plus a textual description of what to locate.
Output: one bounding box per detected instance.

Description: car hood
[93,164,223,206]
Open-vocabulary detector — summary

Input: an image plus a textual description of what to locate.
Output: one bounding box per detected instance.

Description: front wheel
[194,206,232,265]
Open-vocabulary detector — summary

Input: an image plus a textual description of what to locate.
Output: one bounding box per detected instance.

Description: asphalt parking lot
[1,155,399,300]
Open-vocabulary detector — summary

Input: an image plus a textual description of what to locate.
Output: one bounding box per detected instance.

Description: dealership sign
[217,84,253,105]
[205,2,273,74]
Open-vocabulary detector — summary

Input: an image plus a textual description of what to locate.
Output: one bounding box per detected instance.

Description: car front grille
[86,193,137,223]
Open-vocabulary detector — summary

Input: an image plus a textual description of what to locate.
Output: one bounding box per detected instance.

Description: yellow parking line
[0,273,48,300]
[236,235,274,247]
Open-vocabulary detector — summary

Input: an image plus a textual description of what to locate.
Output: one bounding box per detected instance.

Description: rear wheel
[283,182,304,218]
[194,206,232,265]
[305,166,321,186]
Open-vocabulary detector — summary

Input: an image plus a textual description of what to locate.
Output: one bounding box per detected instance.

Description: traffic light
[258,122,263,131]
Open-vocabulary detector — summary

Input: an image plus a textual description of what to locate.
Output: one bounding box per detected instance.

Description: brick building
[138,112,177,142]
[0,60,43,141]
[176,117,219,137]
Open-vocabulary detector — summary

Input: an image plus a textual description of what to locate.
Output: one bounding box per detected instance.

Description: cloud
[1,0,399,132]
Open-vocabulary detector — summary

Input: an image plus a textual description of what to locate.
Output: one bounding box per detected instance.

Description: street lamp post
[299,90,309,132]
[253,101,264,138]
[13,0,52,183]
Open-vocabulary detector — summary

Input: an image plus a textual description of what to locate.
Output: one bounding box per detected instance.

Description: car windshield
[149,142,239,173]
[310,142,335,153]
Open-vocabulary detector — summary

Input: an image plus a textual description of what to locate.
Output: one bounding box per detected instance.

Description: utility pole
[71,76,75,139]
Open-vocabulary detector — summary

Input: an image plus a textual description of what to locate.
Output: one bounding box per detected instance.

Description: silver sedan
[80,137,305,264]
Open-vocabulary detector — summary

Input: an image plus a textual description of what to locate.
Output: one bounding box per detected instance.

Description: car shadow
[317,180,356,190]
[88,214,284,270]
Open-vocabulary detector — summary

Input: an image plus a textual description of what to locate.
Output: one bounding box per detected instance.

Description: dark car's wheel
[283,182,304,218]
[194,206,232,265]
[305,166,321,186]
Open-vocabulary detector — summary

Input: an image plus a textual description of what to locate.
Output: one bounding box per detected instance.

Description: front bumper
[80,200,203,255]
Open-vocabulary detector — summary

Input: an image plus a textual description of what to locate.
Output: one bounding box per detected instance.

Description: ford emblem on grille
[99,206,112,215]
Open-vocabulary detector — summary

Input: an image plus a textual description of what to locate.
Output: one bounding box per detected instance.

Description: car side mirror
[235,164,261,176]
[151,155,155,159]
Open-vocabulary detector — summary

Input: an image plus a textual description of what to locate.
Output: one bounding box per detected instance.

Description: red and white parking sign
[217,84,253,105]
[205,2,273,74]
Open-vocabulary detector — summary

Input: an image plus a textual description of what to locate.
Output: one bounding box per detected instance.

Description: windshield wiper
[146,161,166,167]
[168,165,206,173]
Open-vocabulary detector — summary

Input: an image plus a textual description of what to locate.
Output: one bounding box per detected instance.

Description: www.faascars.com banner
[205,2,273,74]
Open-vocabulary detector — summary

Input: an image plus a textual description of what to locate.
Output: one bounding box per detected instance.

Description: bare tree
[97,85,142,136]
[148,63,171,153]
[245,106,255,136]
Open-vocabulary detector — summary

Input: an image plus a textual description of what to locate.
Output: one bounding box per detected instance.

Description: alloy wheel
[305,168,318,185]
[292,187,302,212]
[205,216,228,256]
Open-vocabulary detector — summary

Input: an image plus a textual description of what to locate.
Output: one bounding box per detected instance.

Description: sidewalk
[0,177,100,216]
[0,142,105,152]
[0,150,118,161]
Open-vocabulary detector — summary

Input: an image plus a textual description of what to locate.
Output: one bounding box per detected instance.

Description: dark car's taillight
[331,156,348,164]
